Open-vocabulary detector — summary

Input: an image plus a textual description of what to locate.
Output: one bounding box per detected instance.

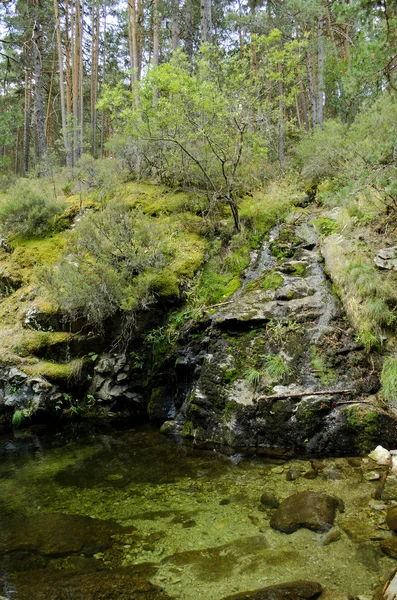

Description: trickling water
[0,424,394,600]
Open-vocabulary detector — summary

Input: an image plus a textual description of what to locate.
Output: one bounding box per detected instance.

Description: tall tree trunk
[23,69,31,175]
[184,0,194,62]
[54,0,72,167]
[90,3,99,157]
[278,61,285,164]
[45,49,56,147]
[171,0,180,51]
[100,6,107,156]
[152,0,160,67]
[317,16,325,128]
[200,0,212,44]
[128,0,139,84]
[32,1,47,163]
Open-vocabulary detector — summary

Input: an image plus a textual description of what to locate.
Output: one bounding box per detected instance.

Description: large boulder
[220,581,323,599]
[270,491,344,534]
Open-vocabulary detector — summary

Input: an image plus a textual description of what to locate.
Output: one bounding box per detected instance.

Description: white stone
[391,455,397,475]
[368,445,391,466]
[364,471,381,481]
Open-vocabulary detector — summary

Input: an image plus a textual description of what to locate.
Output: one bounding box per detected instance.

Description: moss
[151,271,180,300]
[381,357,397,404]
[310,346,337,386]
[346,407,379,452]
[148,387,167,420]
[24,359,84,383]
[11,331,70,358]
[313,216,338,236]
[263,273,284,291]
[182,420,194,437]
[221,367,239,385]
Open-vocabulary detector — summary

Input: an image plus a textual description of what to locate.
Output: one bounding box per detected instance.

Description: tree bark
[90,2,99,156]
[171,0,180,51]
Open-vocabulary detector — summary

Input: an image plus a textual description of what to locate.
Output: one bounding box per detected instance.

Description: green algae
[0,424,394,600]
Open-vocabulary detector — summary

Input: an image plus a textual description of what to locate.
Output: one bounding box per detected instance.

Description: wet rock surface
[269,491,344,534]
[0,569,172,600]
[0,513,136,559]
[160,213,395,455]
[220,581,323,599]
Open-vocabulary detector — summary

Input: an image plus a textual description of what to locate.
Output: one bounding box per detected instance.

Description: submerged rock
[386,507,397,532]
[270,491,343,534]
[0,513,136,558]
[220,580,323,599]
[0,569,171,600]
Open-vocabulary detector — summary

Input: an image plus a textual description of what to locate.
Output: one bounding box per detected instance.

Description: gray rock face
[88,353,146,414]
[220,581,323,600]
[162,215,393,455]
[270,491,344,534]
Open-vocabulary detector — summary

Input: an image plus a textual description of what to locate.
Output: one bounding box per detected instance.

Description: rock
[364,471,381,481]
[382,568,397,600]
[386,507,397,531]
[270,491,343,534]
[321,527,342,546]
[285,468,300,481]
[260,492,279,508]
[368,445,391,465]
[0,513,136,560]
[374,247,397,270]
[380,538,397,558]
[220,581,323,599]
[0,569,171,600]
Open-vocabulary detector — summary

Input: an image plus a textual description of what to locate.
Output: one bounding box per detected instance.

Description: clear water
[0,424,395,599]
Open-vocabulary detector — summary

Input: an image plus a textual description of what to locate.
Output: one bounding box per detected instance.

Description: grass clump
[381,357,397,404]
[263,353,290,380]
[322,235,397,350]
[244,367,262,390]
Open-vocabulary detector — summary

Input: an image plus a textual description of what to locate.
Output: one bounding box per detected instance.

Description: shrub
[0,179,63,238]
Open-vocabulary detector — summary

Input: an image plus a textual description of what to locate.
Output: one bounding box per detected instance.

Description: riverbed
[0,423,395,599]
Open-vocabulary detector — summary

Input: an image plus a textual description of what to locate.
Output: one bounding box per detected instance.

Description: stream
[0,423,395,599]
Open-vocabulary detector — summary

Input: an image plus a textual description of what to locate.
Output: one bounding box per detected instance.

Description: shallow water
[0,423,395,599]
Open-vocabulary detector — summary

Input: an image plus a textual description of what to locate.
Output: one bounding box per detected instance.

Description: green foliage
[263,353,290,380]
[262,273,284,291]
[381,357,397,404]
[0,179,63,238]
[295,120,347,185]
[244,367,263,390]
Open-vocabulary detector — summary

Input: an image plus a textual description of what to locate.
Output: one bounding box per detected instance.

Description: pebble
[368,500,387,511]
[271,466,284,474]
[364,471,381,481]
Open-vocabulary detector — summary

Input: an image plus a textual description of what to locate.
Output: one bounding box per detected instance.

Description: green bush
[0,179,63,238]
[381,357,397,404]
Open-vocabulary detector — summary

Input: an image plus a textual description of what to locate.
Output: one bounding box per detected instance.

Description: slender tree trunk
[45,48,56,146]
[200,0,212,43]
[278,61,285,164]
[152,0,160,67]
[100,6,107,156]
[184,0,194,62]
[128,0,139,84]
[90,3,99,157]
[32,1,47,163]
[23,69,31,175]
[306,48,317,128]
[54,0,72,167]
[171,0,180,51]
[317,16,325,128]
